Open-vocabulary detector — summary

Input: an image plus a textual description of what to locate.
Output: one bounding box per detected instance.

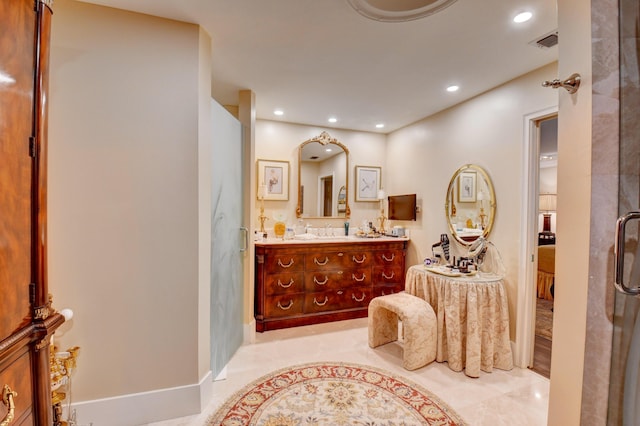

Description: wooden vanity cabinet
[255,239,407,331]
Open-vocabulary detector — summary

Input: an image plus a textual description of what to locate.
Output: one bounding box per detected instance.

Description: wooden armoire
[1,1,64,425]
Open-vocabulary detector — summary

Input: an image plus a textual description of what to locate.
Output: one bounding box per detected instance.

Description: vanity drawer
[304,268,371,291]
[265,272,305,295]
[304,286,372,313]
[264,293,305,318]
[305,252,347,270]
[372,283,404,297]
[0,350,33,425]
[372,266,404,285]
[373,249,405,266]
[265,253,305,273]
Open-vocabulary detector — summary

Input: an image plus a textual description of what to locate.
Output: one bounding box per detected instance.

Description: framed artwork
[355,166,381,202]
[257,159,289,201]
[457,171,477,203]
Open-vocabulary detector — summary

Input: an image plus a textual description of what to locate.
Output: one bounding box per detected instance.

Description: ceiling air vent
[530,30,558,49]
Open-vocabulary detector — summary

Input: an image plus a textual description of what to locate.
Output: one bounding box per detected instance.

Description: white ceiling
[76,0,558,133]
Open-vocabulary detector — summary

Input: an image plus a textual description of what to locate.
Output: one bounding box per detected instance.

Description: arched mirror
[444,164,496,245]
[296,131,350,218]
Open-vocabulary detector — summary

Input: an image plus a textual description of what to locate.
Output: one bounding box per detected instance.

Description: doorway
[531,115,557,378]
[514,105,557,371]
[321,175,333,217]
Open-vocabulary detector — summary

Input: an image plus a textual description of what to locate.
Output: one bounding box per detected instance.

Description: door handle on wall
[240,227,248,252]
[614,212,640,295]
[542,73,581,94]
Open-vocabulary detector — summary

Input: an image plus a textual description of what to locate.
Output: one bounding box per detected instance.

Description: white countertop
[255,235,410,245]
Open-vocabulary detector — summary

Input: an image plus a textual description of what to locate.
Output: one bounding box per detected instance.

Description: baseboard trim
[244,319,256,344]
[67,371,213,426]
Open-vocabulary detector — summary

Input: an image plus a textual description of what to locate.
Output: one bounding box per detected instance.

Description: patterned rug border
[207,361,466,425]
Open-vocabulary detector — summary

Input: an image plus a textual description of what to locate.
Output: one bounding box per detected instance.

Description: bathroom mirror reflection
[296,132,350,218]
[444,164,496,245]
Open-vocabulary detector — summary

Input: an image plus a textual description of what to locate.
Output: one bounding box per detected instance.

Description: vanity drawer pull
[313,276,329,286]
[352,273,366,282]
[277,278,294,288]
[277,300,294,310]
[382,253,395,262]
[352,254,367,264]
[382,271,395,280]
[277,258,295,268]
[314,256,329,266]
[313,296,329,306]
[1,385,17,426]
[352,292,366,302]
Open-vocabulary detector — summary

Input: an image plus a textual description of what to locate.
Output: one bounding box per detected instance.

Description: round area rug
[207,362,465,425]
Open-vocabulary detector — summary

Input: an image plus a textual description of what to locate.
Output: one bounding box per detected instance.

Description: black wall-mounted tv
[388,194,417,221]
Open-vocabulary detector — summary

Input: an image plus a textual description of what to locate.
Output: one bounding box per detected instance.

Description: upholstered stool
[368,292,437,370]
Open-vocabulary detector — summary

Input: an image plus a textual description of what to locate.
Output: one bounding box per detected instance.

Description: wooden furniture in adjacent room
[537,244,556,300]
[255,238,408,331]
[405,265,513,378]
[1,1,64,425]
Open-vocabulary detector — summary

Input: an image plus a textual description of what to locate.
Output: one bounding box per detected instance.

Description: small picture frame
[457,171,477,203]
[257,159,289,201]
[355,166,381,202]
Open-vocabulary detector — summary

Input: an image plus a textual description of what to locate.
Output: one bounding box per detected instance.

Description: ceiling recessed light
[273,109,284,116]
[376,123,385,129]
[514,11,532,23]
[325,148,332,152]
[328,117,337,123]
[446,85,459,92]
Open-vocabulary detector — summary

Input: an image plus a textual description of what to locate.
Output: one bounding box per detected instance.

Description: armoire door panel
[0,0,37,341]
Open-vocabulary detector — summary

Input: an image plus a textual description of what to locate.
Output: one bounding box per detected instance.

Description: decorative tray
[424,266,477,277]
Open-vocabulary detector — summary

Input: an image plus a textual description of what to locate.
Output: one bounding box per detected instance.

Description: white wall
[48,0,211,423]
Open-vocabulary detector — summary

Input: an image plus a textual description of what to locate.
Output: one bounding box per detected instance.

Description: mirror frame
[296,131,350,219]
[444,164,496,245]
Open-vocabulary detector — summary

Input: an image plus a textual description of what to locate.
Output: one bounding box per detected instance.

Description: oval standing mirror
[296,132,350,218]
[444,164,496,245]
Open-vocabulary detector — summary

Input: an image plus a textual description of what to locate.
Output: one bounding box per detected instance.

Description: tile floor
[148,318,549,425]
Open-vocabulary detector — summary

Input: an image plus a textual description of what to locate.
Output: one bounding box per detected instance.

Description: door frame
[515,105,557,367]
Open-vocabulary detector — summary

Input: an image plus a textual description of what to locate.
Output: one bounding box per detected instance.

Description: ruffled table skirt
[405,265,513,378]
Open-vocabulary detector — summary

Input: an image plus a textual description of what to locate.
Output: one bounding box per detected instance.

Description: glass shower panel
[608,1,640,423]
[210,100,244,378]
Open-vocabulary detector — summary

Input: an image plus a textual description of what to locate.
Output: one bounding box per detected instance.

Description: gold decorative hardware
[34,305,50,320]
[352,292,366,302]
[277,258,294,268]
[314,257,329,266]
[352,254,366,264]
[382,271,395,280]
[277,300,294,310]
[35,337,49,351]
[382,253,395,262]
[277,278,294,288]
[313,276,328,286]
[1,385,17,426]
[352,273,366,282]
[51,344,80,426]
[313,296,329,306]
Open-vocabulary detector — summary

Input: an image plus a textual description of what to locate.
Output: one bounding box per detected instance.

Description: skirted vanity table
[404,163,513,377]
[405,265,513,377]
